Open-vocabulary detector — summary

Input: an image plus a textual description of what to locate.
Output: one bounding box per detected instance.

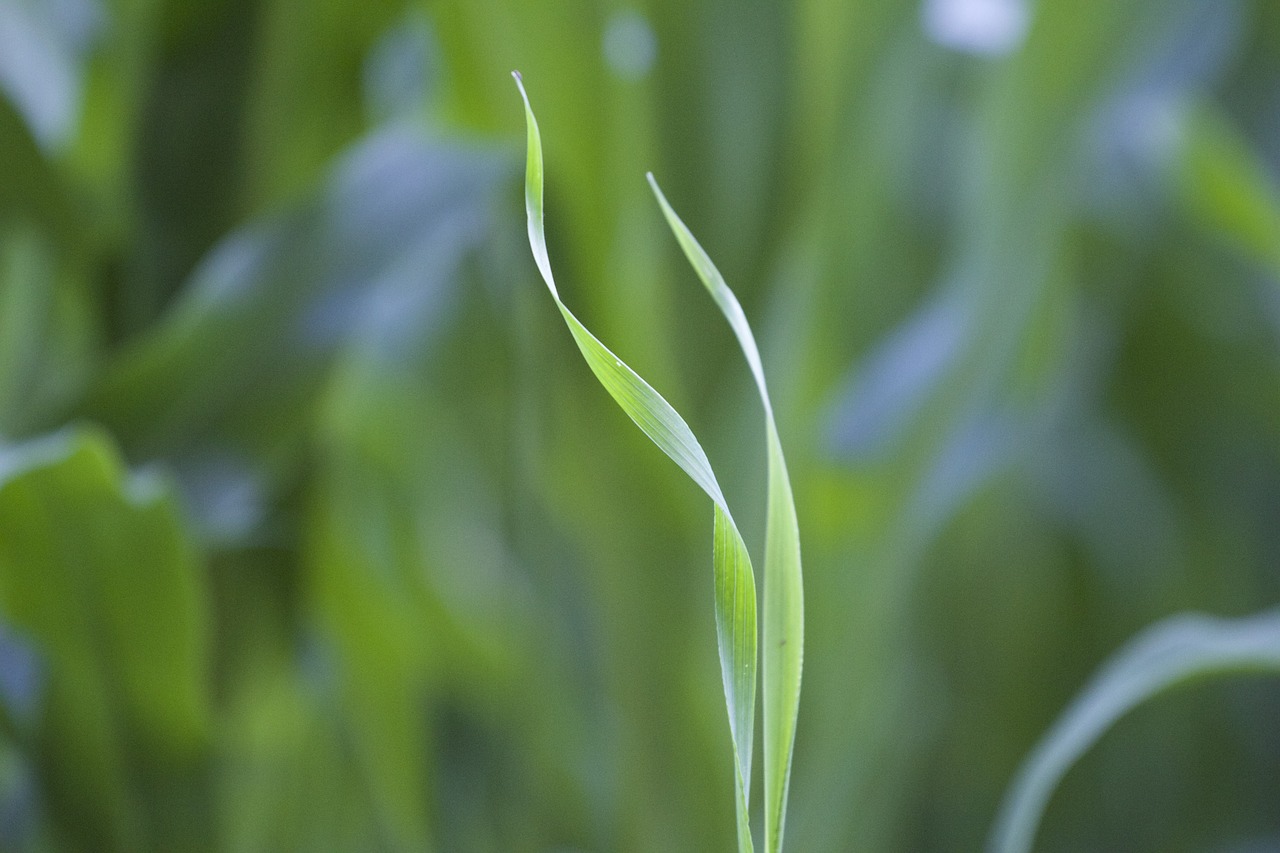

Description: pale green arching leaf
[514,72,757,853]
[649,175,804,853]
[988,609,1280,853]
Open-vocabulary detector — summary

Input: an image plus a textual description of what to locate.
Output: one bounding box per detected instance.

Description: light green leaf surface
[1175,105,1280,279]
[648,176,804,853]
[988,609,1280,853]
[0,426,210,850]
[515,72,757,853]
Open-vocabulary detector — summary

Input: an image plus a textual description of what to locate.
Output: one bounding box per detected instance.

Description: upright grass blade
[648,177,804,853]
[514,72,757,853]
[987,609,1280,853]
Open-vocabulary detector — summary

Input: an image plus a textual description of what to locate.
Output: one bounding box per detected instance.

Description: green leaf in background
[987,608,1280,853]
[243,0,405,214]
[0,95,86,248]
[4,1,1280,850]
[302,307,550,851]
[87,125,507,540]
[80,114,509,848]
[0,731,50,852]
[515,72,758,853]
[1174,104,1280,279]
[0,0,103,152]
[0,225,55,434]
[0,222,97,440]
[216,666,389,853]
[648,175,804,853]
[0,426,210,850]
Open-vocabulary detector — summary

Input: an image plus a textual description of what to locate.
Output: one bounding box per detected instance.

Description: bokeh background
[1,0,1279,850]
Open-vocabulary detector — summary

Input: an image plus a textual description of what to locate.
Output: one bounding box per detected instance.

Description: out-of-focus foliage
[0,0,1278,850]
[990,609,1280,853]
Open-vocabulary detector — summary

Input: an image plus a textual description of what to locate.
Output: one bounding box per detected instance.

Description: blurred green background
[1,0,1279,850]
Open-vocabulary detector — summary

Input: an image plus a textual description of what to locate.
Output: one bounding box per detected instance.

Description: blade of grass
[648,176,804,853]
[514,72,757,853]
[988,609,1280,853]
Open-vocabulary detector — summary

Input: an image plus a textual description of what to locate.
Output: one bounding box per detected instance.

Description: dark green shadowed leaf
[515,72,757,853]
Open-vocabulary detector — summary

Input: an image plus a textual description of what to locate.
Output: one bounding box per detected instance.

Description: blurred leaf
[0,224,98,439]
[305,275,589,844]
[363,9,436,126]
[1030,416,1184,589]
[1175,105,1280,278]
[242,0,402,212]
[517,74,758,852]
[0,426,210,850]
[824,287,972,461]
[304,451,438,851]
[0,227,53,435]
[218,668,385,853]
[0,622,43,735]
[114,0,261,334]
[1083,0,1244,227]
[0,737,49,853]
[0,0,103,151]
[988,609,1280,853]
[87,125,508,540]
[0,99,85,244]
[1,0,1279,850]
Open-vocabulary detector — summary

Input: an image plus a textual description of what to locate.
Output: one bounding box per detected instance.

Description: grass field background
[1,0,1279,850]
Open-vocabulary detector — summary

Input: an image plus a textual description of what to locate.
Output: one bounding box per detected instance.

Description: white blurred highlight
[922,0,1030,57]
[602,10,656,80]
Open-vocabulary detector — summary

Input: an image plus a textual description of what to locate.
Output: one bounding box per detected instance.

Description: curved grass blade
[988,609,1280,853]
[648,177,804,853]
[514,72,757,853]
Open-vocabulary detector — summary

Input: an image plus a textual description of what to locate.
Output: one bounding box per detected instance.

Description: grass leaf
[648,175,804,853]
[988,609,1280,853]
[1175,105,1280,279]
[0,426,210,849]
[514,72,758,853]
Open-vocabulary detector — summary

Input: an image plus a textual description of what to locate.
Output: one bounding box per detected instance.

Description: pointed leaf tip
[515,85,759,853]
